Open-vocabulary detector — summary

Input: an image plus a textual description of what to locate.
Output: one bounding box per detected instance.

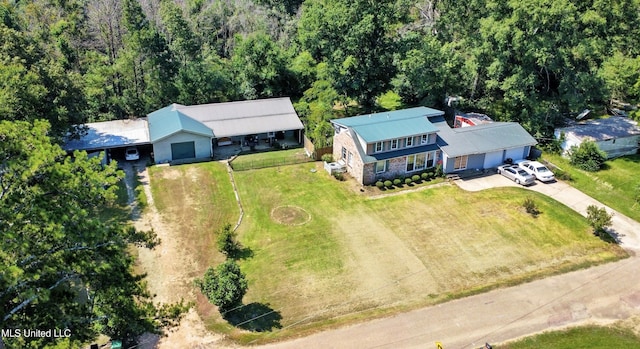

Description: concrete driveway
[456,174,640,251]
[257,176,640,349]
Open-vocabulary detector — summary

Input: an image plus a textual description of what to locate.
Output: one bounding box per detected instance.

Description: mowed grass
[499,325,640,348]
[147,161,626,344]
[148,162,239,268]
[230,148,311,170]
[543,154,640,222]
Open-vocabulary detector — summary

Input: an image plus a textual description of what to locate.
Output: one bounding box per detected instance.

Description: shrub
[427,172,434,179]
[405,178,413,185]
[333,172,344,181]
[435,165,444,177]
[321,153,334,163]
[412,175,421,182]
[216,224,240,257]
[586,205,613,237]
[384,180,393,188]
[421,172,429,180]
[522,197,539,217]
[375,181,384,189]
[393,178,402,186]
[569,140,607,171]
[552,168,572,181]
[195,260,248,313]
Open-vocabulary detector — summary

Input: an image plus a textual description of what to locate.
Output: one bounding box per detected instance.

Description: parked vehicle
[497,164,535,186]
[516,160,555,182]
[125,147,140,161]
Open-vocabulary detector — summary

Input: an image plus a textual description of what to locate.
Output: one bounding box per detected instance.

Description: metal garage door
[171,141,195,160]
[483,150,504,168]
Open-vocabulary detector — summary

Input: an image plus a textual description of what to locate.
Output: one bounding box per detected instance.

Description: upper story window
[375,142,383,152]
[421,134,428,144]
[391,139,399,150]
[406,137,413,147]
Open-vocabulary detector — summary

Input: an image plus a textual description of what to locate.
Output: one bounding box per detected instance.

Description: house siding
[332,129,365,183]
[596,136,640,158]
[153,132,212,163]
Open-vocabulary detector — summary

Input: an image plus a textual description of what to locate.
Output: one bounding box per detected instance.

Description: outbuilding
[554,117,640,159]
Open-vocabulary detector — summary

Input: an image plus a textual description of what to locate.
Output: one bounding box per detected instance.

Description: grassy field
[542,154,640,222]
[148,161,626,343]
[230,148,311,171]
[499,325,640,348]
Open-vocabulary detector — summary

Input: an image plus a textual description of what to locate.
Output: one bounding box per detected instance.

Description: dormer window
[421,134,428,144]
[375,142,383,152]
[406,137,413,147]
[391,139,399,150]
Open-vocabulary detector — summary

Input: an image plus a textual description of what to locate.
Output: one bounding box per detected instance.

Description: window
[348,151,353,167]
[375,142,383,152]
[428,133,437,144]
[454,155,468,170]
[426,151,434,168]
[341,146,347,160]
[406,137,413,147]
[415,153,426,170]
[375,161,386,173]
[406,155,415,172]
[421,134,428,144]
[391,139,399,150]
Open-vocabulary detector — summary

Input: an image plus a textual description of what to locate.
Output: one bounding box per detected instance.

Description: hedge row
[374,171,438,189]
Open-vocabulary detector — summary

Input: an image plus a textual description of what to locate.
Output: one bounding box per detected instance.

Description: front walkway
[455,175,640,251]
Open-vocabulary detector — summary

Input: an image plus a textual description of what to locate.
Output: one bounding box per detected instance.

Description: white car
[517,160,555,182]
[125,147,140,161]
[497,164,535,186]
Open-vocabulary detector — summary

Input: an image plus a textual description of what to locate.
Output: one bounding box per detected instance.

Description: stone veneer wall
[332,129,364,183]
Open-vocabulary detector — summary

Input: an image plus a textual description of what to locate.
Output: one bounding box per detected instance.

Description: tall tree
[297,0,410,110]
[0,120,184,348]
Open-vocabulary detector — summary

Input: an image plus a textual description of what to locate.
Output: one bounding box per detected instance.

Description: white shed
[554,117,640,159]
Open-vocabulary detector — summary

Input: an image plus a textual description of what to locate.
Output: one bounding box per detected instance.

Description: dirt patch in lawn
[271,205,311,226]
[128,167,227,349]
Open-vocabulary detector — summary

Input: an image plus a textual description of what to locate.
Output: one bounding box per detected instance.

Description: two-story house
[330,107,444,185]
[330,107,538,185]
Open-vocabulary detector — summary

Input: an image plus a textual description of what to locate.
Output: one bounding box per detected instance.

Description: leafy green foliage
[569,140,607,171]
[216,224,241,257]
[0,120,185,348]
[523,197,540,217]
[196,260,248,312]
[586,205,613,237]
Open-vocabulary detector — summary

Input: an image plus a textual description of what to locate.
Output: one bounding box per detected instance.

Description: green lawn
[499,325,640,349]
[230,148,311,170]
[542,154,640,222]
[148,161,626,344]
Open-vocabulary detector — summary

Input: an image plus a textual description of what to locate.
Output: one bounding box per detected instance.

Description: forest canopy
[0,0,638,141]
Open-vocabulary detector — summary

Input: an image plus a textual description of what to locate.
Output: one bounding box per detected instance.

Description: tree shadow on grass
[229,246,254,260]
[224,303,282,332]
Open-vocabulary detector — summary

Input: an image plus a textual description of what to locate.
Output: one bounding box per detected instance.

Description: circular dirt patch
[271,205,311,226]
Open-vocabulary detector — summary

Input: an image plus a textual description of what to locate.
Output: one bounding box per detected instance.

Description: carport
[63,118,151,162]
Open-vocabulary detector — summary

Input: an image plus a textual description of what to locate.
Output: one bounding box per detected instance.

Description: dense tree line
[1,1,639,346]
[1,0,638,140]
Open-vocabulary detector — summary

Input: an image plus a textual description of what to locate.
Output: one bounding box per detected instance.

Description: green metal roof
[434,120,537,157]
[331,107,442,143]
[147,104,213,142]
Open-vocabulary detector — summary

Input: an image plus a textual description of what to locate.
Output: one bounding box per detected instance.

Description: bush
[522,197,539,217]
[384,180,393,188]
[375,181,384,189]
[412,174,421,182]
[405,177,413,185]
[216,224,240,257]
[421,172,429,180]
[435,165,444,177]
[195,260,248,313]
[321,153,334,163]
[393,178,402,186]
[552,167,572,181]
[586,205,613,237]
[427,172,434,179]
[333,172,344,181]
[569,140,607,171]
